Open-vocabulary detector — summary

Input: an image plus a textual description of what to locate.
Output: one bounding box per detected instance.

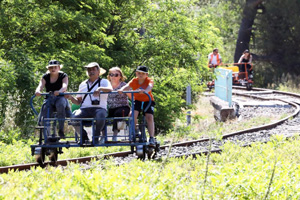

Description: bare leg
[145,113,154,137]
[134,110,139,130]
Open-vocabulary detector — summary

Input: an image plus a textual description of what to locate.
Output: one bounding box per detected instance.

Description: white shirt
[77,78,112,110]
[208,53,222,65]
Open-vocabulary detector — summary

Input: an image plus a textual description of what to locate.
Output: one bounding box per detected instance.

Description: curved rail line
[1,87,300,174]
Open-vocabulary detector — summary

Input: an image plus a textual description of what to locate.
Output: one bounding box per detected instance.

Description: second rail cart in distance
[30,91,160,167]
[207,63,254,90]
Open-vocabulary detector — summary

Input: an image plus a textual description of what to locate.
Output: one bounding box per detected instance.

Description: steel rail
[1,88,300,174]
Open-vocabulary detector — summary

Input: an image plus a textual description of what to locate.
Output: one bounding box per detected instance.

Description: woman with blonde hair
[107,67,130,141]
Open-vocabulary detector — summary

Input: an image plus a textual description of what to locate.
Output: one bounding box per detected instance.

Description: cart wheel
[147,146,156,160]
[34,147,46,168]
[155,142,160,153]
[246,83,252,91]
[131,145,135,154]
[136,145,145,160]
[48,148,58,163]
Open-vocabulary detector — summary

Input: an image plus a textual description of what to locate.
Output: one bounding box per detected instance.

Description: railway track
[1,87,300,174]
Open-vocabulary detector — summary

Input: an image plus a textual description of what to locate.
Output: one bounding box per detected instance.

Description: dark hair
[136,65,148,73]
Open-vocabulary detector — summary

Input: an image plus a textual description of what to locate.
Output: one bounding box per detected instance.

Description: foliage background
[1,0,299,137]
[0,0,241,137]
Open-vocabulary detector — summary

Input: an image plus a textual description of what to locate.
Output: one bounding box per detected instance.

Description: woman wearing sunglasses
[107,67,131,141]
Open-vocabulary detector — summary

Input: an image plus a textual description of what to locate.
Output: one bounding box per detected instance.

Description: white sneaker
[97,136,105,144]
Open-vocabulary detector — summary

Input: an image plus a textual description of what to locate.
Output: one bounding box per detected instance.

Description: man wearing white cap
[67,62,112,144]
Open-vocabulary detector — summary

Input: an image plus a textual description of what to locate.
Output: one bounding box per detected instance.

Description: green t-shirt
[71,104,80,112]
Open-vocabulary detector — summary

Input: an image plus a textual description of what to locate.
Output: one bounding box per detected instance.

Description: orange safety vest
[210,53,220,65]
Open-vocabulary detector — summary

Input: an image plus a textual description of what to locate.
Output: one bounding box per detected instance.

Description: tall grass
[1,136,300,199]
[270,73,300,94]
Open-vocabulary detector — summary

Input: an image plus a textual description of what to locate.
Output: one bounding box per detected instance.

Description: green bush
[0,0,236,135]
[0,129,22,145]
[1,137,300,199]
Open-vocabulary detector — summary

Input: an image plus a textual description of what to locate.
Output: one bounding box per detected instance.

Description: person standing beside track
[208,48,222,68]
[35,60,71,139]
[67,62,112,144]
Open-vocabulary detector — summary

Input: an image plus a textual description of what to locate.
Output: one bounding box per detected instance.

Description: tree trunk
[234,0,263,63]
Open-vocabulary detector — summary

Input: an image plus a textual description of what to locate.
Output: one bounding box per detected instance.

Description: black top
[242,58,250,63]
[42,72,67,92]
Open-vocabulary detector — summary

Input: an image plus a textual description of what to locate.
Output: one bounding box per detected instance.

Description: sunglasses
[109,73,120,77]
[48,66,58,70]
[49,60,60,65]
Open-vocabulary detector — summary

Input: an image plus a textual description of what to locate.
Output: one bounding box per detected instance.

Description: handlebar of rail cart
[209,62,253,71]
[30,91,152,116]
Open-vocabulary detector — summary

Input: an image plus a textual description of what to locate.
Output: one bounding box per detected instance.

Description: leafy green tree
[228,0,300,87]
[0,0,232,136]
[0,57,16,127]
[254,0,300,84]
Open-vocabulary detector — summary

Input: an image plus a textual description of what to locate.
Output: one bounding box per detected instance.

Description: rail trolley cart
[30,91,160,167]
[207,63,254,90]
[233,62,253,90]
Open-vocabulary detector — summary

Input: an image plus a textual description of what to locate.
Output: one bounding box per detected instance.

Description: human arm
[65,81,84,105]
[248,55,253,63]
[94,86,112,94]
[139,83,153,94]
[138,80,153,94]
[208,53,216,68]
[218,58,222,65]
[118,84,132,99]
[238,55,244,63]
[118,83,132,94]
[119,82,132,99]
[66,95,82,105]
[35,78,46,96]
[93,79,113,96]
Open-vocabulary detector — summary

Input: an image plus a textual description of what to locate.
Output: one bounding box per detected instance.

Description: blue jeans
[38,96,72,133]
[72,107,107,139]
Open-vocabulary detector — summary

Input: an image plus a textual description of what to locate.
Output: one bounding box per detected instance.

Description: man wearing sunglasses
[67,62,112,144]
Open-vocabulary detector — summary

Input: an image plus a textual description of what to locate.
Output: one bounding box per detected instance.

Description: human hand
[93,88,101,97]
[117,89,123,94]
[54,91,60,96]
[35,91,41,96]
[138,89,145,94]
[65,94,71,100]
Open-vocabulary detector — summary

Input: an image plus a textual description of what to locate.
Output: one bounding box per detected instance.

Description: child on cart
[118,65,156,146]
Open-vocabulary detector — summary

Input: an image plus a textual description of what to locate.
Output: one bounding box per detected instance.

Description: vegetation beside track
[0,96,292,167]
[1,136,300,199]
